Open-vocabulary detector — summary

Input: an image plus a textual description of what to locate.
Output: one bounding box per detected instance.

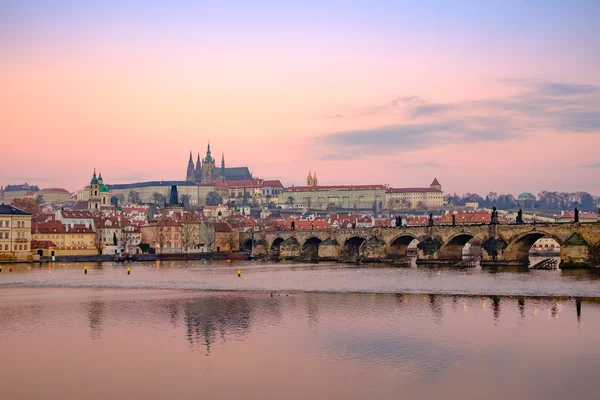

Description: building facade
[386,178,444,209]
[282,184,387,210]
[0,204,32,262]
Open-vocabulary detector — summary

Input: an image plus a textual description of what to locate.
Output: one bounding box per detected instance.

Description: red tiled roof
[31,240,57,249]
[213,222,233,232]
[261,180,284,188]
[61,210,94,219]
[557,211,597,219]
[286,185,386,191]
[431,178,440,186]
[68,224,95,233]
[33,221,67,234]
[387,187,442,193]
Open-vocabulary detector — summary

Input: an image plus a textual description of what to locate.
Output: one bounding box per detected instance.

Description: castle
[186,144,252,185]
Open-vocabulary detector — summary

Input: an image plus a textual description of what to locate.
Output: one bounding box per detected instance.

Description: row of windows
[1,244,28,251]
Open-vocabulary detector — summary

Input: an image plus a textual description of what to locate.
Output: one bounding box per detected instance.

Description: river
[1,260,599,399]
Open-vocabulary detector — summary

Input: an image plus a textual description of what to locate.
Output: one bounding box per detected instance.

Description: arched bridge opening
[270,238,284,259]
[301,237,322,261]
[342,236,366,262]
[387,235,418,259]
[439,234,478,261]
[504,232,560,266]
[242,239,253,252]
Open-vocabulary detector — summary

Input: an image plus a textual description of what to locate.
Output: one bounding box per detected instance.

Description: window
[4,245,7,250]
[19,245,22,250]
[14,245,17,250]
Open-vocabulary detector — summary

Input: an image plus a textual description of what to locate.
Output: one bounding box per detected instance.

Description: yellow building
[282,184,387,210]
[0,204,33,262]
[32,221,97,256]
[39,188,71,204]
[386,178,445,210]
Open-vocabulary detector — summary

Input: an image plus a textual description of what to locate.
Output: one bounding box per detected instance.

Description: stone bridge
[241,222,600,267]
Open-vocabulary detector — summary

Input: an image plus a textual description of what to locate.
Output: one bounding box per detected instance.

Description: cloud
[317,80,600,159]
[317,118,517,159]
[583,162,600,168]
[393,161,441,169]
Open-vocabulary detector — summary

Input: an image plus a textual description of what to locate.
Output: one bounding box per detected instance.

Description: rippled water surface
[1,259,600,297]
[1,261,600,399]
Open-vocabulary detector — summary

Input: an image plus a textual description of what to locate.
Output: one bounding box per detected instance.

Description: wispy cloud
[392,161,441,169]
[317,80,600,159]
[583,162,600,168]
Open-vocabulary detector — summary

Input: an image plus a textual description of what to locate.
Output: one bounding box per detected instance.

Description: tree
[112,232,118,246]
[152,192,166,206]
[326,202,337,211]
[180,223,199,253]
[286,196,295,206]
[206,192,223,206]
[180,194,191,208]
[372,201,378,216]
[11,198,42,217]
[128,191,141,204]
[151,223,168,254]
[225,230,238,252]
[199,222,215,252]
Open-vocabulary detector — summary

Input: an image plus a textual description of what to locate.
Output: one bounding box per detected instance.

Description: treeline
[445,191,599,212]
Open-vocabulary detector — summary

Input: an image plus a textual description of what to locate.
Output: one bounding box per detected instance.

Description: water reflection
[2,289,600,399]
[87,301,105,339]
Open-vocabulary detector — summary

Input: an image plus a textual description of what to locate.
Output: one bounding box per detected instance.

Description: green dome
[99,184,110,193]
[518,192,535,200]
[90,171,98,185]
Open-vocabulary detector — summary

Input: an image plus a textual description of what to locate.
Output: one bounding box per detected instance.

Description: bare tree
[128,190,141,204]
[225,230,239,252]
[180,223,199,253]
[151,224,168,254]
[199,222,215,252]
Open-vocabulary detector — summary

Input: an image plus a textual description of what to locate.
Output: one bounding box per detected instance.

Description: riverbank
[35,251,252,263]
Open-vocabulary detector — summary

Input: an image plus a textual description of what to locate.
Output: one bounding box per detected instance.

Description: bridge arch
[439,232,479,260]
[342,236,366,261]
[242,239,253,251]
[302,237,323,261]
[270,237,285,259]
[387,234,418,258]
[503,231,562,263]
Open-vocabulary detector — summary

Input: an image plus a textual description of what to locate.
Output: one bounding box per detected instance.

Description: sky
[1,0,599,195]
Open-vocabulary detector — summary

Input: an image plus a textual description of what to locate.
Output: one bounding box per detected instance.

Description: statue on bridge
[452,214,456,227]
[516,209,523,225]
[395,215,402,228]
[291,221,296,231]
[428,213,434,227]
[490,207,498,225]
[574,208,579,223]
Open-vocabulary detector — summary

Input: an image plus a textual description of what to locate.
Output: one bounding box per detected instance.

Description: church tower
[194,153,202,183]
[201,143,216,184]
[219,153,225,183]
[186,152,195,182]
[306,171,318,186]
[89,169,101,211]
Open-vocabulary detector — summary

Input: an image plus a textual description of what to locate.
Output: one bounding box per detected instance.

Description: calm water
[1,261,600,399]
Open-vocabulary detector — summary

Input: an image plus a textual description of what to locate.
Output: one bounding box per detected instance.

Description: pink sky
[1,2,599,195]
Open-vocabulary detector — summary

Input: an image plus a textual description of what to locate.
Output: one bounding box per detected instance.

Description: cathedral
[186,144,252,185]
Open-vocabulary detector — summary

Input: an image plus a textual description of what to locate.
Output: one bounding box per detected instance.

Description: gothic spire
[221,153,225,169]
[196,153,201,169]
[188,151,193,163]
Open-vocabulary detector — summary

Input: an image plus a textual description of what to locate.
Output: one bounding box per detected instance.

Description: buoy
[9,267,13,272]
[237,269,241,277]
[84,266,88,275]
[127,267,131,275]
